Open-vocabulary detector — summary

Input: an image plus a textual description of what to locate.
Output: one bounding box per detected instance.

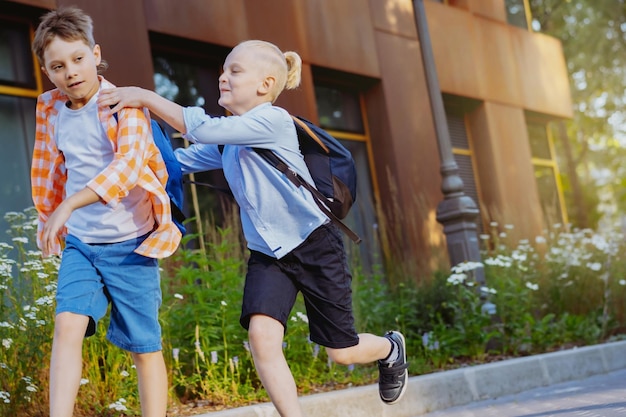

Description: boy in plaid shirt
[31,6,180,417]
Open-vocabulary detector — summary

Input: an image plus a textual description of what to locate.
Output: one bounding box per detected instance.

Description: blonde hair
[236,40,302,102]
[32,6,108,74]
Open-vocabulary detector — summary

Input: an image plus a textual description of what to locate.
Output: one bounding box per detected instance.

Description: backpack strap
[291,116,329,153]
[253,147,361,244]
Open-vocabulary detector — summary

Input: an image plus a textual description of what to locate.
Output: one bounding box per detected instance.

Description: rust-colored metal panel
[5,0,56,10]
[243,0,309,61]
[511,30,573,118]
[372,31,449,273]
[425,1,485,99]
[143,0,247,47]
[426,1,571,119]
[468,102,545,240]
[55,0,155,89]
[297,0,380,77]
[466,0,506,23]
[368,0,417,39]
[472,18,523,107]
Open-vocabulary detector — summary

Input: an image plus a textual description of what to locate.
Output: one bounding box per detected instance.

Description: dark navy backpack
[112,110,186,234]
[252,116,360,243]
[202,115,361,242]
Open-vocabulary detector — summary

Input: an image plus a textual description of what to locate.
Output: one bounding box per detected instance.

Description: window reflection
[315,86,364,133]
[0,20,37,89]
[505,0,529,29]
[314,84,380,272]
[0,95,36,240]
[152,51,232,231]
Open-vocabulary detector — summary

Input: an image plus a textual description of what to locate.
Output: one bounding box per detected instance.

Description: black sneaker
[378,330,409,404]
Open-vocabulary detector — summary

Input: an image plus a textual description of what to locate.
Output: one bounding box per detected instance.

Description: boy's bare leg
[248,314,304,417]
[132,350,168,417]
[50,312,89,417]
[325,333,391,365]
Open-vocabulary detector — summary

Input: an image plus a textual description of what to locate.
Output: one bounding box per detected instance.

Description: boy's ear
[258,75,276,95]
[93,44,102,66]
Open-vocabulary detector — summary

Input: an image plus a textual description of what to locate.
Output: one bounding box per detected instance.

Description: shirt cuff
[182,106,207,143]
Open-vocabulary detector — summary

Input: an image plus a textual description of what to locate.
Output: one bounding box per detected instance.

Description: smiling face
[217,44,275,115]
[42,36,101,109]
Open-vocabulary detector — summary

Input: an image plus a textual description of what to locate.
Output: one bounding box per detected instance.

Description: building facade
[0,0,572,276]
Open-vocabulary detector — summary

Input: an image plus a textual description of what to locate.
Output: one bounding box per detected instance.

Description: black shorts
[241,223,359,349]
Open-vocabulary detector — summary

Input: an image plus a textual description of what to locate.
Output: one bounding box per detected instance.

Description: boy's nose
[65,64,77,78]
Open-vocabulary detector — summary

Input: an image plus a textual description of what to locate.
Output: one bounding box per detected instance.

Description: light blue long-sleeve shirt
[176,102,328,259]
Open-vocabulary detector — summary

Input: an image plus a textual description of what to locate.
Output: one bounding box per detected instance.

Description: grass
[1,208,626,416]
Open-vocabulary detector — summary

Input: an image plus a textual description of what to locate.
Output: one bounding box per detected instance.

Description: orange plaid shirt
[31,77,181,258]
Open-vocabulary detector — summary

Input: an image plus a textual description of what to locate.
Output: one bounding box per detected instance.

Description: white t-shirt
[55,92,154,243]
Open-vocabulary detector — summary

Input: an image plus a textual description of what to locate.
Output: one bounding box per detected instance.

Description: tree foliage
[529,0,626,228]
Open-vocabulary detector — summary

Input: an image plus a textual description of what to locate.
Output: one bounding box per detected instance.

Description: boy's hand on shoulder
[99,87,146,114]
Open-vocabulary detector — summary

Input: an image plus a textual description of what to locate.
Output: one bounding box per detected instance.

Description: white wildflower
[108,398,128,411]
[480,286,497,295]
[447,273,466,285]
[296,311,309,324]
[451,261,484,273]
[0,390,10,403]
[586,262,602,272]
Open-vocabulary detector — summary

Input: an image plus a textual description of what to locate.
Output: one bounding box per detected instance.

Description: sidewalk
[421,367,626,416]
[190,340,626,417]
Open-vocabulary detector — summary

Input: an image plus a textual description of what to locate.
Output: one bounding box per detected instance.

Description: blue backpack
[149,121,186,234]
[112,111,186,234]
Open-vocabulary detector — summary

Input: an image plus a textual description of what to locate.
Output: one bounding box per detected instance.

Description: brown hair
[32,6,108,73]
[236,40,302,102]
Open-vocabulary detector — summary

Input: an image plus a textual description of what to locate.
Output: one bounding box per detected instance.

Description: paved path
[419,368,626,417]
[192,341,626,417]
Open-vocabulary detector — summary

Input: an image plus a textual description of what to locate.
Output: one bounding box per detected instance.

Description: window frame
[526,114,569,226]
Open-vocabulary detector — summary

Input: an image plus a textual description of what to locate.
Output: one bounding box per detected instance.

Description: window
[527,118,567,225]
[0,16,40,243]
[314,79,382,272]
[151,35,232,234]
[505,0,530,30]
[445,95,483,233]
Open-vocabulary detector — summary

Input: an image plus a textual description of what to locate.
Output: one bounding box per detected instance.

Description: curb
[188,340,626,417]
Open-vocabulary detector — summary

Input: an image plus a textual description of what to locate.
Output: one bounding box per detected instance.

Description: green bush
[1,210,625,416]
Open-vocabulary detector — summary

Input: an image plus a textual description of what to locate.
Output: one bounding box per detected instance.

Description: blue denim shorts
[56,233,162,353]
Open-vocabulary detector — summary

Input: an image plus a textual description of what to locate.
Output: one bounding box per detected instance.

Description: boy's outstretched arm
[99,87,186,133]
[41,187,100,257]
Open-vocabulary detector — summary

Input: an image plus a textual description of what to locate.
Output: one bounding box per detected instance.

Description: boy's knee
[326,347,353,365]
[54,312,89,339]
